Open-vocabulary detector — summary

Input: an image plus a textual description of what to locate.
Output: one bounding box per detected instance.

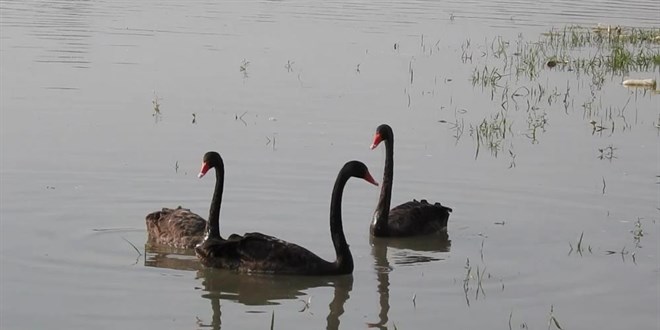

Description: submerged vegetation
[458,25,660,163]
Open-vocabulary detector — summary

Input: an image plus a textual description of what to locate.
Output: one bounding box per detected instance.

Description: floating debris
[622,78,656,88]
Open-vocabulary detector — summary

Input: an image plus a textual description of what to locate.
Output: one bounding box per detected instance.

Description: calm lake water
[1,0,658,329]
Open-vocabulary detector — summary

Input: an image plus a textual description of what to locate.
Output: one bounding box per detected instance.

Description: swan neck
[329,170,353,273]
[207,165,224,239]
[373,136,393,236]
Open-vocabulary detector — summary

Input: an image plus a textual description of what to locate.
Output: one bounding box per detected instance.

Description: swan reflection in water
[367,231,451,329]
[144,244,353,330]
[144,243,202,269]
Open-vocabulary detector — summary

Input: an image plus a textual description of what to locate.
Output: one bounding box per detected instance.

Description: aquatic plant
[631,218,644,247]
[547,305,563,330]
[240,58,250,78]
[152,91,163,123]
[470,110,512,158]
[568,231,592,256]
[457,25,659,164]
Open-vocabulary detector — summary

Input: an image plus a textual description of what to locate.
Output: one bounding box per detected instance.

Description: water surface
[1,0,658,329]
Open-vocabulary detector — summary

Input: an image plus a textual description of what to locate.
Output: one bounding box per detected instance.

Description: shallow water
[1,0,658,329]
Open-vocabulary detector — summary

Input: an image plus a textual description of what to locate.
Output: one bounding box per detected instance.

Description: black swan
[370,124,452,237]
[145,152,235,249]
[195,160,378,275]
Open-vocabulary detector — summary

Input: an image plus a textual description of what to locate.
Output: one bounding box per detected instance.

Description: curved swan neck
[329,170,353,273]
[207,164,224,239]
[373,131,394,236]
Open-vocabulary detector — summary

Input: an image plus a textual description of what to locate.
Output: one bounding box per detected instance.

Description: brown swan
[145,206,206,249]
[145,152,236,249]
[370,124,452,237]
[195,159,378,275]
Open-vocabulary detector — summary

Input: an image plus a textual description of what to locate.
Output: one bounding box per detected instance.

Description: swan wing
[388,199,452,236]
[235,233,324,273]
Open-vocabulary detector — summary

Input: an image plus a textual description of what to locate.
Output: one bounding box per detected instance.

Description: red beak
[370,132,383,150]
[198,162,210,178]
[364,171,379,186]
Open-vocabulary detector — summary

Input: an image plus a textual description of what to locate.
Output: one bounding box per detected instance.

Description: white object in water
[622,78,656,88]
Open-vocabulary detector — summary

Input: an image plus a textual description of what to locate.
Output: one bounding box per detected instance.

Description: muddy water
[1,0,658,329]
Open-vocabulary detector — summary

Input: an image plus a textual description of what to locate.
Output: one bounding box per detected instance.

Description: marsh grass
[122,237,142,256]
[240,59,250,72]
[471,111,511,158]
[462,258,472,306]
[285,60,294,72]
[462,257,491,307]
[459,25,659,164]
[298,296,312,313]
[121,237,142,265]
[544,26,660,74]
[471,65,503,88]
[266,134,277,150]
[235,111,248,126]
[448,116,465,143]
[507,305,564,330]
[547,305,563,330]
[568,231,593,256]
[605,246,632,263]
[240,58,250,79]
[151,91,162,123]
[152,92,161,115]
[597,145,617,161]
[631,218,644,247]
[601,219,648,264]
[461,39,473,63]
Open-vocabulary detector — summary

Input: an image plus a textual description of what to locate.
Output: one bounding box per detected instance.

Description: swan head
[198,151,224,178]
[371,124,393,149]
[344,160,379,186]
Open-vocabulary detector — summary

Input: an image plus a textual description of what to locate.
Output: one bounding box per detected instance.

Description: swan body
[195,158,378,275]
[146,207,206,249]
[375,199,452,236]
[196,233,344,275]
[370,124,452,237]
